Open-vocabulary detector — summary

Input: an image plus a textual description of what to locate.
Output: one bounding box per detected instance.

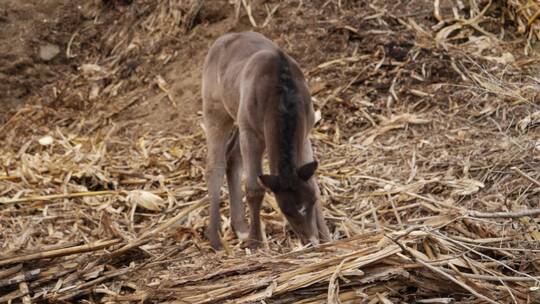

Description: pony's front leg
[226,129,249,240]
[204,113,234,250]
[301,138,332,243]
[239,128,266,249]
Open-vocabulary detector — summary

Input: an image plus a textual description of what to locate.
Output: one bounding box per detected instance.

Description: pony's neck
[273,52,303,181]
[266,119,299,177]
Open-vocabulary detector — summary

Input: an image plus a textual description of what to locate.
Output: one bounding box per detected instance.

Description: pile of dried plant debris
[506,0,540,53]
[1,0,540,303]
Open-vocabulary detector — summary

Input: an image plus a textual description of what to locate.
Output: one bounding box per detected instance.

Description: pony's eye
[280,203,295,216]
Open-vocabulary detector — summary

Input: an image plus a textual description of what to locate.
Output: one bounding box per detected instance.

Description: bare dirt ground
[1,0,540,303]
[0,0,77,117]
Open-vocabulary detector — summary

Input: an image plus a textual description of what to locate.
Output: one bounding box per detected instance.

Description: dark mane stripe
[276,50,298,186]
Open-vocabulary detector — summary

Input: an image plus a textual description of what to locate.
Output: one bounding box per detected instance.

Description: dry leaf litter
[1,0,540,303]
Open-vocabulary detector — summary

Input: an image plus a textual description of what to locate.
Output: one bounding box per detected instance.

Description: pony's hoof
[234,223,250,240]
[206,228,223,250]
[210,238,223,251]
[247,239,262,249]
[236,231,249,240]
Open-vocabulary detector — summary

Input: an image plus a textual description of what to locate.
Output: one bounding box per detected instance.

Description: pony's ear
[258,175,280,192]
[297,161,318,181]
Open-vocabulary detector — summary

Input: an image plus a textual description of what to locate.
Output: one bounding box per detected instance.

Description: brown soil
[0,0,83,118]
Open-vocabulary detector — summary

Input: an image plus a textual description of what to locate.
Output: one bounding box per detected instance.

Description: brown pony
[201,31,330,249]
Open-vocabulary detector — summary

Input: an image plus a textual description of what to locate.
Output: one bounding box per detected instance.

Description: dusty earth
[0,0,532,135]
[0,0,211,133]
[0,0,73,115]
[0,0,452,131]
[1,0,540,303]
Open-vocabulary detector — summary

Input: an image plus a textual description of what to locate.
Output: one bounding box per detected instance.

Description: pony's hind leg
[226,128,249,240]
[203,105,234,250]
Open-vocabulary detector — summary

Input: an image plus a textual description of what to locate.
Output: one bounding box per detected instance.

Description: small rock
[39,43,60,61]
